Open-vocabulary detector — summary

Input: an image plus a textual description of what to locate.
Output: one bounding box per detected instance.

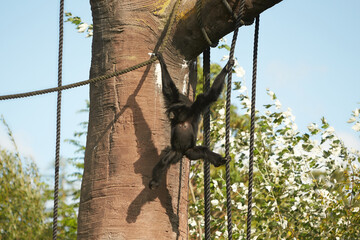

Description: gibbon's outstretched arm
[156,53,180,107]
[191,59,234,114]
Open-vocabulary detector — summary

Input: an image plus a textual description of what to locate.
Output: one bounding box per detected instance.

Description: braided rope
[224,1,246,239]
[0,0,182,101]
[246,15,260,240]
[53,0,64,239]
[203,47,211,240]
[196,0,218,47]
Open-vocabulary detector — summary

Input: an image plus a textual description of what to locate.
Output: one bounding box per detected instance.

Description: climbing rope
[223,0,246,238]
[247,15,260,240]
[198,0,246,238]
[53,0,64,238]
[0,0,182,101]
[203,47,211,240]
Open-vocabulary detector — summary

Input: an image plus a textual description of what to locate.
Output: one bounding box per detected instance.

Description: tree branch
[173,0,283,60]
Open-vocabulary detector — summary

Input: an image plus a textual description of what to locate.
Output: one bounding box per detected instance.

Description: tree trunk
[77,0,282,239]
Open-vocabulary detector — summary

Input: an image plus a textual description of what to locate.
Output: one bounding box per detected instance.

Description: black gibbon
[149,53,234,189]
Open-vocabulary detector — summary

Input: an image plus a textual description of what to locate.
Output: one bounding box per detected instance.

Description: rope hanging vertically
[246,15,260,240]
[53,0,64,239]
[203,47,211,240]
[224,1,245,238]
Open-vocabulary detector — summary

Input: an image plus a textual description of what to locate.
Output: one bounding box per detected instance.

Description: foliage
[65,12,93,37]
[0,108,88,239]
[0,116,51,239]
[188,84,360,239]
[348,105,360,132]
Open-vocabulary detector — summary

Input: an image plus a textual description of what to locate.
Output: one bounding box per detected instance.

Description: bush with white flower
[188,65,360,239]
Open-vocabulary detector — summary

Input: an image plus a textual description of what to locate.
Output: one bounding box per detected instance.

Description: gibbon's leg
[149,146,183,190]
[185,146,226,167]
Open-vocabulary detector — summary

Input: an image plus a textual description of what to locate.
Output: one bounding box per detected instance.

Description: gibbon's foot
[212,155,227,167]
[149,179,159,190]
[205,150,227,167]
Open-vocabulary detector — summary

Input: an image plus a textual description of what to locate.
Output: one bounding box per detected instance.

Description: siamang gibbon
[149,53,234,189]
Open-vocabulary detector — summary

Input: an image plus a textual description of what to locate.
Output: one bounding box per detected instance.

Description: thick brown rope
[247,15,260,240]
[53,0,64,239]
[0,0,181,101]
[203,47,211,240]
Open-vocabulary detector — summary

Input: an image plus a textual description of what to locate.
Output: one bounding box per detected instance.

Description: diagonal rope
[246,15,260,240]
[53,0,64,239]
[0,0,182,101]
[203,47,211,240]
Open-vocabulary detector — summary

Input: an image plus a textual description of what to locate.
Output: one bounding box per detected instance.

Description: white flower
[219,108,225,117]
[267,89,275,99]
[348,117,356,123]
[337,218,344,226]
[274,99,282,109]
[308,123,318,133]
[352,207,359,213]
[221,55,229,61]
[236,202,247,211]
[352,122,360,132]
[291,205,297,211]
[235,66,245,78]
[238,85,247,93]
[326,126,335,134]
[211,199,219,206]
[78,23,89,33]
[231,183,238,192]
[280,219,288,229]
[300,172,312,184]
[212,180,218,188]
[288,175,295,184]
[215,231,222,237]
[354,108,360,117]
[265,185,272,192]
[318,189,330,199]
[189,218,197,227]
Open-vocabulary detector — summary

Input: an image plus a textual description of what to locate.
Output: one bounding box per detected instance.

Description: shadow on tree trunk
[110,64,180,236]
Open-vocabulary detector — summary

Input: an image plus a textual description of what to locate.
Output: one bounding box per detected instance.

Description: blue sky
[0,0,359,180]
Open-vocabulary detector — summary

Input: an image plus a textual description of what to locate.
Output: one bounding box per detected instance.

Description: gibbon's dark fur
[149,53,234,189]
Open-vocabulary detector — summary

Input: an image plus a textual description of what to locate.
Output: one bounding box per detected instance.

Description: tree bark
[77,0,282,239]
[173,0,282,59]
